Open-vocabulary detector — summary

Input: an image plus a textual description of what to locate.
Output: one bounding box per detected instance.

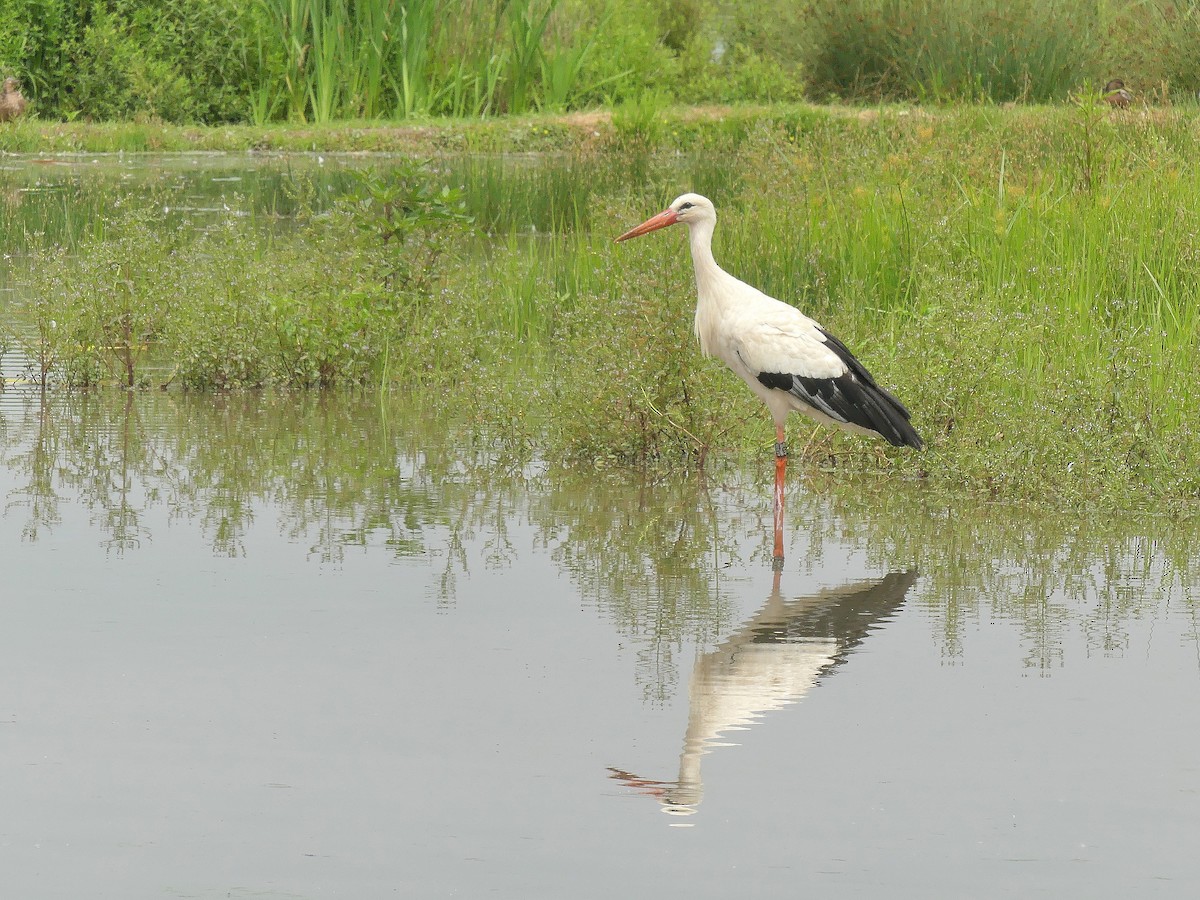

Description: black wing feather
[755,328,923,449]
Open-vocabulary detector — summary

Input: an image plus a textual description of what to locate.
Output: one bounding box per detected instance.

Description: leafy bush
[566,1,676,106]
[673,42,805,105]
[0,0,258,122]
[21,208,184,386]
[0,0,72,102]
[1,1,1199,124]
[67,6,191,120]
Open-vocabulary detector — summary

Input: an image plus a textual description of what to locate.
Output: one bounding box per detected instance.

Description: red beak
[614,208,678,242]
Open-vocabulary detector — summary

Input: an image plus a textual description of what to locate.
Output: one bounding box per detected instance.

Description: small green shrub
[68,6,190,121]
[611,91,670,146]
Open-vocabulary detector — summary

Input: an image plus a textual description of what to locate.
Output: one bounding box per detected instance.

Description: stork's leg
[773,424,787,568]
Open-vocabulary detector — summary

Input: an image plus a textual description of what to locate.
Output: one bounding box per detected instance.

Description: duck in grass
[1101,79,1132,109]
[0,77,26,122]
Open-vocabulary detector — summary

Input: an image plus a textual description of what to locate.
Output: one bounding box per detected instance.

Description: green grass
[5,104,1200,505]
[803,0,1104,102]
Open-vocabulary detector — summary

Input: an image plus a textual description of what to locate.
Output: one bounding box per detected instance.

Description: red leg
[773,425,786,566]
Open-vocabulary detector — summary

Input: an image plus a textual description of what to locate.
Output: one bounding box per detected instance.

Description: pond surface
[2,389,1199,899]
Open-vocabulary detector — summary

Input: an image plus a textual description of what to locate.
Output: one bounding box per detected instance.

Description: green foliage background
[1,1,1198,124]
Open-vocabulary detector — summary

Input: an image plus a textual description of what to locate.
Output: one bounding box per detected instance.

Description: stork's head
[615,193,715,242]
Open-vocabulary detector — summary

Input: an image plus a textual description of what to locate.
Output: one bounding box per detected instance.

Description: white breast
[694,270,846,383]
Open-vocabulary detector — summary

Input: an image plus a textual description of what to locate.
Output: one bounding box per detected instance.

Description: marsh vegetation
[2,103,1199,505]
[2,1,1200,125]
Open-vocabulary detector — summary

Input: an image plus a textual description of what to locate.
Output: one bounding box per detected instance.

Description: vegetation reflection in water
[2,390,1197,679]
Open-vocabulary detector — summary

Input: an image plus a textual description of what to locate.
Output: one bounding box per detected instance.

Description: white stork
[615,193,922,562]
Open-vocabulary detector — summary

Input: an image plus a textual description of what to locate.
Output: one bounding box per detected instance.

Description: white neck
[687,217,722,293]
[686,217,729,358]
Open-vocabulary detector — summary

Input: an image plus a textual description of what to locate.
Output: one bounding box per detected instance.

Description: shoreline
[3,102,1196,155]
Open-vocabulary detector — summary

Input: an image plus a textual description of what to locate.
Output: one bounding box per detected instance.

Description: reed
[505,0,555,114]
[353,0,399,117]
[804,0,1104,102]
[255,0,565,121]
[262,0,313,122]
[394,0,435,117]
[424,0,510,117]
[259,0,404,122]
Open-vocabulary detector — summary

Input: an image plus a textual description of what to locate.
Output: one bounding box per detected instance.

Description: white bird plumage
[616,192,922,450]
[616,193,921,563]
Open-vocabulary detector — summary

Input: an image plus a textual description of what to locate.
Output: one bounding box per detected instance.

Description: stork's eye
[679,202,693,211]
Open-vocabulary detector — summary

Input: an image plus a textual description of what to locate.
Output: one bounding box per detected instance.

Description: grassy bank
[5,103,1200,505]
[0,103,863,153]
[0,115,591,154]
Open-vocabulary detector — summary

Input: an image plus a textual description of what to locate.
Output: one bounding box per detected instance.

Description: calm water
[2,389,1199,899]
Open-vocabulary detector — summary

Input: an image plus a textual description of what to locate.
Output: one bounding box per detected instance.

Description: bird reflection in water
[609,569,918,817]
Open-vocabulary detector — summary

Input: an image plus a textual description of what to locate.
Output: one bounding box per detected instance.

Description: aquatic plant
[342,163,473,289]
